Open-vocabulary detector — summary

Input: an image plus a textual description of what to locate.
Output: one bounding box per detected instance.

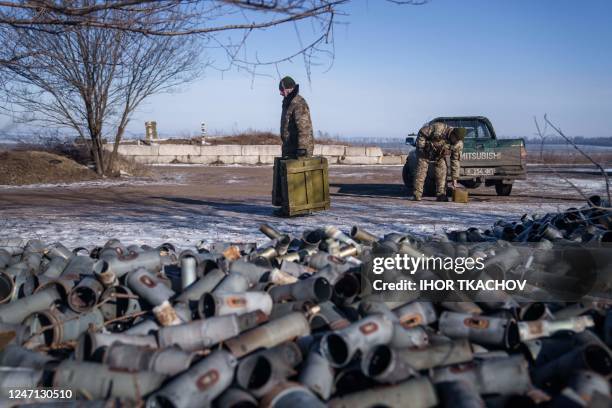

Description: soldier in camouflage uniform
[413,122,466,201]
[279,76,314,158]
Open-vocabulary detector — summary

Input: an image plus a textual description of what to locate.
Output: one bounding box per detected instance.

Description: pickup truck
[403,116,527,196]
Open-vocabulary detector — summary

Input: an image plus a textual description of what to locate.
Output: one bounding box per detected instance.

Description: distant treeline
[523,136,612,146]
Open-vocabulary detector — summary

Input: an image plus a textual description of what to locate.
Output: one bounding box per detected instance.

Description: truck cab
[403,116,527,196]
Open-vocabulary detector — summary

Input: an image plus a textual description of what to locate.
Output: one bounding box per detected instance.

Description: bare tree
[0,1,427,70]
[534,115,611,206]
[0,1,426,175]
[1,7,201,175]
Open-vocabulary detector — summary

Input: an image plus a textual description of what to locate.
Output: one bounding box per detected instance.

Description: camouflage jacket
[280,85,314,157]
[416,122,464,180]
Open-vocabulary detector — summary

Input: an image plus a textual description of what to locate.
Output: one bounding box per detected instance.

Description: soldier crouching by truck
[279,76,314,158]
[412,122,466,202]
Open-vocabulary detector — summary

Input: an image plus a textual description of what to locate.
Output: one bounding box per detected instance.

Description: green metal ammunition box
[272,156,330,216]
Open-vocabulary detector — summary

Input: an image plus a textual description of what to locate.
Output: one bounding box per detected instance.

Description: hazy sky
[6,0,612,140]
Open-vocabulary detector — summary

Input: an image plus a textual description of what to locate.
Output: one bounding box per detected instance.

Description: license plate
[464,167,495,176]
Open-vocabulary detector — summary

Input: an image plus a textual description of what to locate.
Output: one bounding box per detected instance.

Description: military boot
[436,194,449,202]
[412,194,422,201]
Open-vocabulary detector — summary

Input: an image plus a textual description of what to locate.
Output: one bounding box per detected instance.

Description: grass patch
[0,150,98,185]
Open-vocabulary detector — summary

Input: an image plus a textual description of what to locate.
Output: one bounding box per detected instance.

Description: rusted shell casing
[324,226,360,249]
[0,368,43,396]
[320,314,394,367]
[175,268,226,303]
[67,276,104,313]
[225,312,310,358]
[0,344,57,369]
[99,285,141,321]
[569,370,611,404]
[126,268,174,307]
[46,242,73,261]
[54,360,166,401]
[260,381,326,408]
[299,350,335,400]
[260,224,283,240]
[236,342,303,398]
[105,250,163,278]
[269,300,313,321]
[329,376,438,408]
[228,260,270,285]
[433,355,531,396]
[397,338,473,370]
[124,318,160,336]
[23,308,104,348]
[157,311,265,351]
[214,272,251,293]
[269,277,332,303]
[198,291,273,318]
[153,300,182,327]
[439,311,520,349]
[41,256,69,280]
[357,300,396,321]
[532,344,612,387]
[330,273,360,306]
[301,230,324,252]
[75,331,157,361]
[217,387,259,408]
[61,255,96,280]
[275,235,292,256]
[0,286,61,324]
[146,349,237,408]
[104,343,196,376]
[309,301,350,331]
[389,323,429,349]
[180,255,197,290]
[360,345,415,384]
[393,301,437,327]
[0,271,14,304]
[436,380,484,408]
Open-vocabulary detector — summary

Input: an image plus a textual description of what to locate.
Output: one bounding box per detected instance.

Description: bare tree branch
[543,114,611,204]
[2,5,202,175]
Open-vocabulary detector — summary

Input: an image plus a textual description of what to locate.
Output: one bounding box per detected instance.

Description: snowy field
[0,166,608,251]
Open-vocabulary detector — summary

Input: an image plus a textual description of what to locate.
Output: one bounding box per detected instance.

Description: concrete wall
[103,143,406,165]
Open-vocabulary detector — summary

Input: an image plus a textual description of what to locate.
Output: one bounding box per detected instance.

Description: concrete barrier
[158,145,201,156]
[344,146,367,157]
[103,143,406,165]
[241,145,281,156]
[201,145,242,156]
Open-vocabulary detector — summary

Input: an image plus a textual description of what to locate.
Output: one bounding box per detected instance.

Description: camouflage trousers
[413,155,447,198]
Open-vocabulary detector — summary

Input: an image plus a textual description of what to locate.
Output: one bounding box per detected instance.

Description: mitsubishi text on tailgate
[402,116,527,196]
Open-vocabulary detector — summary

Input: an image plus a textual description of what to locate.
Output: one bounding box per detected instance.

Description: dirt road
[0,165,606,249]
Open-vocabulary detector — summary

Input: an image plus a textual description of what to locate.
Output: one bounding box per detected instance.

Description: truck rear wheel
[495,182,513,196]
[402,162,413,194]
[402,162,435,196]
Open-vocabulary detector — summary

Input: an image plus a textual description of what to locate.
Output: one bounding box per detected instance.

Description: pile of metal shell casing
[0,200,611,407]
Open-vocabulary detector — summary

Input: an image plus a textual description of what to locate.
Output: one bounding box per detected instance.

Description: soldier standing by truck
[279,76,314,158]
[412,122,466,201]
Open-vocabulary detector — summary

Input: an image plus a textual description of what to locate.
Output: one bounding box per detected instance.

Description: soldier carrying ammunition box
[272,77,329,217]
[279,76,314,158]
[412,122,466,202]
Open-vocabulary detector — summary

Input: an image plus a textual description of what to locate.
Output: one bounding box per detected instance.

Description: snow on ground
[0,196,564,252]
[0,167,607,251]
[0,173,187,190]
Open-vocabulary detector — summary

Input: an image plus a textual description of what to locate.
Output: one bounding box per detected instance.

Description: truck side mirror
[405,135,416,146]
